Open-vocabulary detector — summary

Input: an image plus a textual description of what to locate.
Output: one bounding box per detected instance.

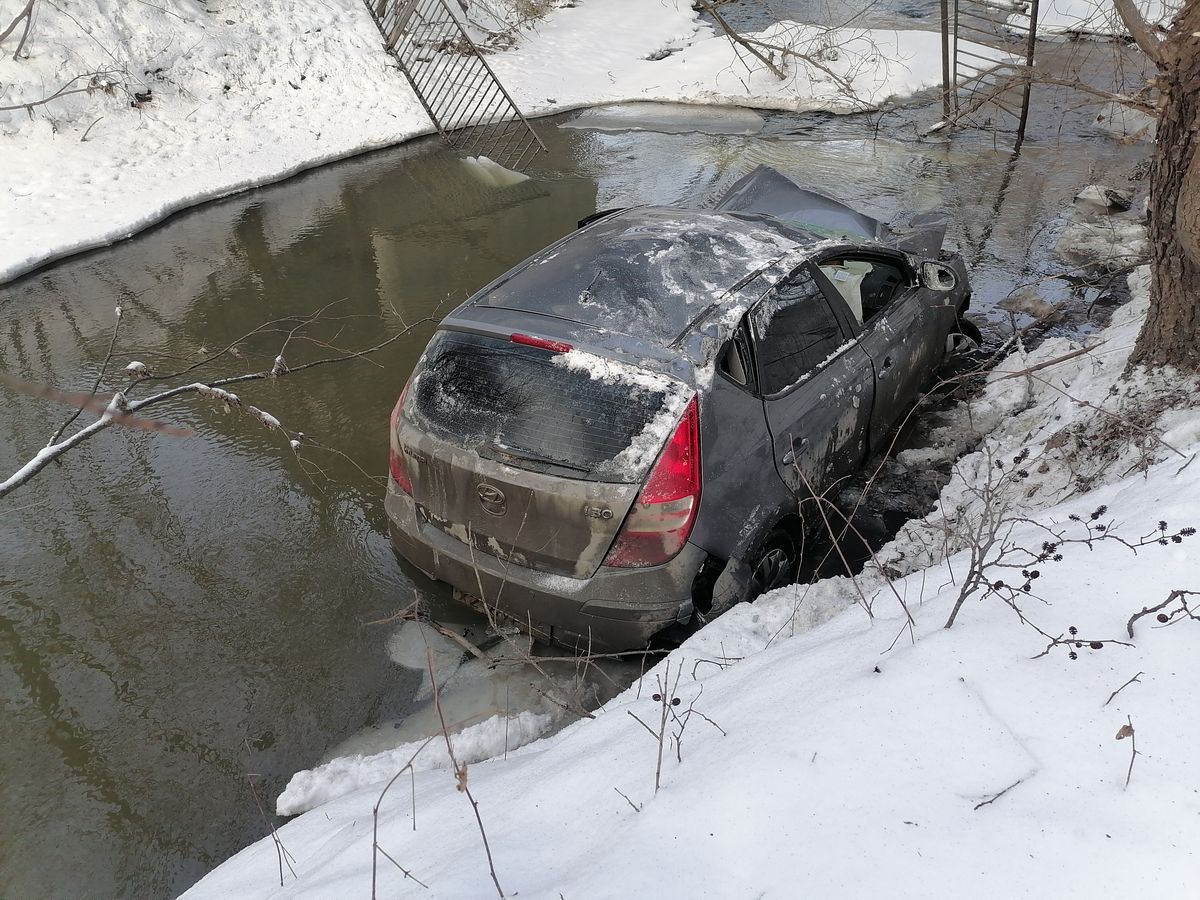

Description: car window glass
[751,267,844,395]
[717,321,754,387]
[410,332,679,483]
[818,256,909,323]
[718,339,747,384]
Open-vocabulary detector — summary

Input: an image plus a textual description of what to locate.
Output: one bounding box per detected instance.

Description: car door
[817,250,944,448]
[749,262,875,498]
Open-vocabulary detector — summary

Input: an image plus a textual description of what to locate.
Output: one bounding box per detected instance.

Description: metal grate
[935,0,1040,145]
[364,0,546,171]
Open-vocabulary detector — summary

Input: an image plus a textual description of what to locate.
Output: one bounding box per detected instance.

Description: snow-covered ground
[1028,0,1182,37]
[0,0,1006,284]
[185,215,1200,897]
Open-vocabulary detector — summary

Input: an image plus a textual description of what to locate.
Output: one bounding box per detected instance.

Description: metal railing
[364,0,546,170]
[937,0,1040,145]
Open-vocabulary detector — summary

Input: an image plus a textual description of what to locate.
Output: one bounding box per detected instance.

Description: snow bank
[185,258,1200,897]
[1019,0,1182,36]
[185,465,1200,899]
[276,710,553,817]
[1,0,998,283]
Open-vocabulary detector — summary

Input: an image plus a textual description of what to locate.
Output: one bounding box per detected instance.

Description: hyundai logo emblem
[476,483,508,516]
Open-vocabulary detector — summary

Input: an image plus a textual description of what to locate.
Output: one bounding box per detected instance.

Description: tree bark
[1130,0,1200,371]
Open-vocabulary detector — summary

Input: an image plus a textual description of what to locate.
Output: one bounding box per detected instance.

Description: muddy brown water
[0,58,1150,898]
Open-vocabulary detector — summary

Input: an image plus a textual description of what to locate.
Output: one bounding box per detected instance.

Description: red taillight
[388,377,413,495]
[511,333,573,354]
[604,395,701,568]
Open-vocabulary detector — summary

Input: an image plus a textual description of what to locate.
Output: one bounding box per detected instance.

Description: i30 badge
[476,483,508,516]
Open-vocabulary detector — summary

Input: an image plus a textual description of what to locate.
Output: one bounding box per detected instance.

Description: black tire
[748,528,798,600]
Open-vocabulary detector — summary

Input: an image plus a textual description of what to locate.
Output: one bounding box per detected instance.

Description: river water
[0,39,1150,898]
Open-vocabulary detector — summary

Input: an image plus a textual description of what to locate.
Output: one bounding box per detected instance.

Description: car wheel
[748,529,797,600]
[956,317,983,346]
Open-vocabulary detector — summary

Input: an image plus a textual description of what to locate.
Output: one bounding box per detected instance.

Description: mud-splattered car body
[385,166,973,650]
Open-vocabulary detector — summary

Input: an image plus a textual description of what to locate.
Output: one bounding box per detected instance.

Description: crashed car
[386,165,975,650]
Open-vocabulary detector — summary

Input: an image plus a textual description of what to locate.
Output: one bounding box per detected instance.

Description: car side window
[751,265,844,395]
[817,255,910,324]
[717,321,754,388]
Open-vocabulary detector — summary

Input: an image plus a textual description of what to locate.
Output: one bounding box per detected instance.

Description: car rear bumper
[385,487,698,651]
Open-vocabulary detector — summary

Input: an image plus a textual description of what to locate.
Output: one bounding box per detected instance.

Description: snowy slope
[184,266,1200,898]
[0,0,998,284]
[1019,0,1182,36]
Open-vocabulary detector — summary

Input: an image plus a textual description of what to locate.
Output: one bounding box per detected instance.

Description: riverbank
[184,259,1200,897]
[1,0,993,285]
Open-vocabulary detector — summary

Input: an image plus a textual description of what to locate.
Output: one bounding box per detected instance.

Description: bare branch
[243,758,298,888]
[973,776,1026,810]
[613,787,641,813]
[1116,716,1138,788]
[1113,0,1163,64]
[45,307,125,447]
[370,733,437,898]
[695,0,785,79]
[1103,671,1144,707]
[0,71,122,114]
[426,646,506,898]
[1127,589,1200,637]
[1,308,430,500]
[0,0,35,60]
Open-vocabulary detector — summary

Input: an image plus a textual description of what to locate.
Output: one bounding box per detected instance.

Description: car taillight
[604,395,700,568]
[388,377,413,495]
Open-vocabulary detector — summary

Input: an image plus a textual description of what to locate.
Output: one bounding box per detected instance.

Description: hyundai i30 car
[386,166,975,650]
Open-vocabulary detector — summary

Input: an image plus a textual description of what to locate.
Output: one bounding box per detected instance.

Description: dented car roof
[470,205,823,347]
[447,166,948,380]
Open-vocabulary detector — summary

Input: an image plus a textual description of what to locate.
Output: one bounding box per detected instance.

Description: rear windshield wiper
[488,440,591,473]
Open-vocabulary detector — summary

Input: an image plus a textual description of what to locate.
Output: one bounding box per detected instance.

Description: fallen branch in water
[0,302,433,499]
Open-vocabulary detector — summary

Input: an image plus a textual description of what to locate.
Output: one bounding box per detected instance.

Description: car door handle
[782,437,807,466]
[879,356,894,377]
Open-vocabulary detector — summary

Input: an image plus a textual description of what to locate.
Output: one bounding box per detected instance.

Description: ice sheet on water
[461,156,532,188]
[562,102,765,136]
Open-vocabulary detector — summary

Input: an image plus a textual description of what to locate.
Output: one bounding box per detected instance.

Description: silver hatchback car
[386,167,974,650]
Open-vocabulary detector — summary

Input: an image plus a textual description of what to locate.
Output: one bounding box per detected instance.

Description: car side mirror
[921,261,957,292]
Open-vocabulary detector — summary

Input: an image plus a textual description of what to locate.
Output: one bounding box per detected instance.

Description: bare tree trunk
[1130,0,1200,372]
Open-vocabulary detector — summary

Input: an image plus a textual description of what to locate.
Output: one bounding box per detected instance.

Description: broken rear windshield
[409,331,688,483]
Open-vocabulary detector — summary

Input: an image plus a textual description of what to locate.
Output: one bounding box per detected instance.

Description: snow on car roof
[470,206,825,346]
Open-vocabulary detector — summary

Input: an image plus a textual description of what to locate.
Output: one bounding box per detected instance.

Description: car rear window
[409,331,687,483]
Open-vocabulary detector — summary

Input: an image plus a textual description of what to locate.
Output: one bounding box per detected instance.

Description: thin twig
[370,734,437,898]
[1117,716,1138,789]
[243,762,297,888]
[973,776,1025,811]
[614,787,641,813]
[1,310,429,499]
[1127,590,1200,637]
[0,70,119,113]
[0,0,35,60]
[1103,671,1143,707]
[46,307,124,447]
[79,115,104,141]
[427,646,505,898]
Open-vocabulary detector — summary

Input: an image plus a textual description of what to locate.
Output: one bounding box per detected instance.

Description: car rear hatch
[395,329,692,580]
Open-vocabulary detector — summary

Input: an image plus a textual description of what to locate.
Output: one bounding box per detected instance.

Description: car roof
[447,167,947,384]
[467,205,825,347]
